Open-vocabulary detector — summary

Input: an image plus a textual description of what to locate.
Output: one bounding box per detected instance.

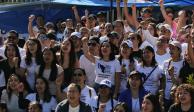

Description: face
[97,15,105,23]
[184,53,192,64]
[71,36,81,49]
[177,89,191,104]
[66,19,73,28]
[35,78,46,94]
[88,41,99,55]
[99,24,106,35]
[61,39,71,53]
[120,43,132,57]
[6,45,16,59]
[114,105,125,112]
[142,98,154,112]
[67,86,80,104]
[43,49,54,64]
[28,104,41,112]
[147,25,155,36]
[8,75,20,91]
[98,85,111,97]
[114,22,123,34]
[159,27,171,38]
[101,42,111,58]
[143,49,154,62]
[129,76,141,89]
[169,45,180,59]
[167,13,174,20]
[72,69,86,86]
[128,34,139,46]
[7,33,18,45]
[156,37,169,50]
[80,28,89,38]
[36,16,44,26]
[105,23,113,34]
[27,40,38,55]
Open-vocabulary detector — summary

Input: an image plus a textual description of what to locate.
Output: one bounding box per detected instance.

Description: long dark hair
[142,46,157,67]
[25,39,42,66]
[38,48,58,81]
[35,76,52,103]
[60,38,77,68]
[143,93,161,112]
[99,41,115,61]
[4,43,21,67]
[118,44,134,65]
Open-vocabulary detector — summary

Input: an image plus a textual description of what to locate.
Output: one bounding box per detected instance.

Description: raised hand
[29,14,35,22]
[72,5,77,10]
[159,0,164,7]
[85,9,89,17]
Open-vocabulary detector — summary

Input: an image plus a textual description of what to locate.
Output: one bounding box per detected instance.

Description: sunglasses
[99,85,109,89]
[73,73,83,77]
[88,42,97,47]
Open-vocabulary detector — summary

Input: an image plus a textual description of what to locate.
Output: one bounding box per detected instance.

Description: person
[80,36,100,86]
[57,68,97,103]
[35,47,64,95]
[119,71,148,112]
[0,30,25,58]
[0,103,7,112]
[113,102,129,112]
[59,38,79,87]
[28,101,42,112]
[136,46,165,95]
[0,43,21,85]
[168,84,194,112]
[55,83,92,112]
[18,77,57,112]
[19,39,42,91]
[89,79,118,112]
[0,74,28,112]
[141,93,161,112]
[117,40,135,92]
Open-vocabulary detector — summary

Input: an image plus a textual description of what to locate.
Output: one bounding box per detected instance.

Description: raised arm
[176,10,186,33]
[123,0,135,27]
[116,0,122,20]
[187,34,194,66]
[159,0,173,25]
[72,6,81,23]
[28,15,36,38]
[131,4,139,29]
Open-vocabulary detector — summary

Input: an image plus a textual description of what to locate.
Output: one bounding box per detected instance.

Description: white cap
[100,79,112,88]
[70,32,81,38]
[169,40,182,51]
[160,24,173,34]
[121,40,133,48]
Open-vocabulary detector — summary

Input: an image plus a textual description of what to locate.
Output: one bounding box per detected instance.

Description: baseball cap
[99,79,112,88]
[70,32,81,39]
[89,36,100,44]
[128,71,144,81]
[169,40,182,50]
[88,14,97,20]
[107,31,119,39]
[45,22,54,28]
[121,40,133,48]
[159,24,173,34]
[97,11,106,17]
[141,8,152,14]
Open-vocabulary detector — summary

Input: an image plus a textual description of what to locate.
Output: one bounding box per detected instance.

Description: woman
[142,93,161,112]
[136,46,164,95]
[19,77,57,112]
[113,102,129,112]
[28,101,42,112]
[0,43,21,85]
[117,40,135,92]
[35,47,64,95]
[57,68,97,103]
[0,74,28,112]
[147,23,158,37]
[20,39,42,91]
[60,38,79,87]
[119,71,147,112]
[90,79,117,112]
[168,84,194,112]
[55,83,92,112]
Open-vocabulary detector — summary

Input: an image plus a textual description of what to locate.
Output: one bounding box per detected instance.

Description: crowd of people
[0,0,194,112]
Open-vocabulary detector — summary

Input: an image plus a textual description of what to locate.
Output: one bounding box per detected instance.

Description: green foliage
[186,74,194,85]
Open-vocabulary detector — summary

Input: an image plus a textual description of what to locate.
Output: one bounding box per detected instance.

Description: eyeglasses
[73,73,83,77]
[88,42,97,47]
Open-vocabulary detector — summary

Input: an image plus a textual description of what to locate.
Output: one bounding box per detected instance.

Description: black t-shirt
[168,103,194,112]
[179,61,194,83]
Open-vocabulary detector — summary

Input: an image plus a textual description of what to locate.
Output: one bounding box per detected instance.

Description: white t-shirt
[69,105,80,112]
[155,52,171,67]
[20,57,37,90]
[35,64,64,95]
[119,59,136,92]
[89,96,117,112]
[0,46,26,58]
[163,59,184,100]
[136,64,163,95]
[132,98,141,112]
[0,70,5,87]
[63,85,97,105]
[95,59,121,85]
[26,93,57,112]
[80,55,96,86]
